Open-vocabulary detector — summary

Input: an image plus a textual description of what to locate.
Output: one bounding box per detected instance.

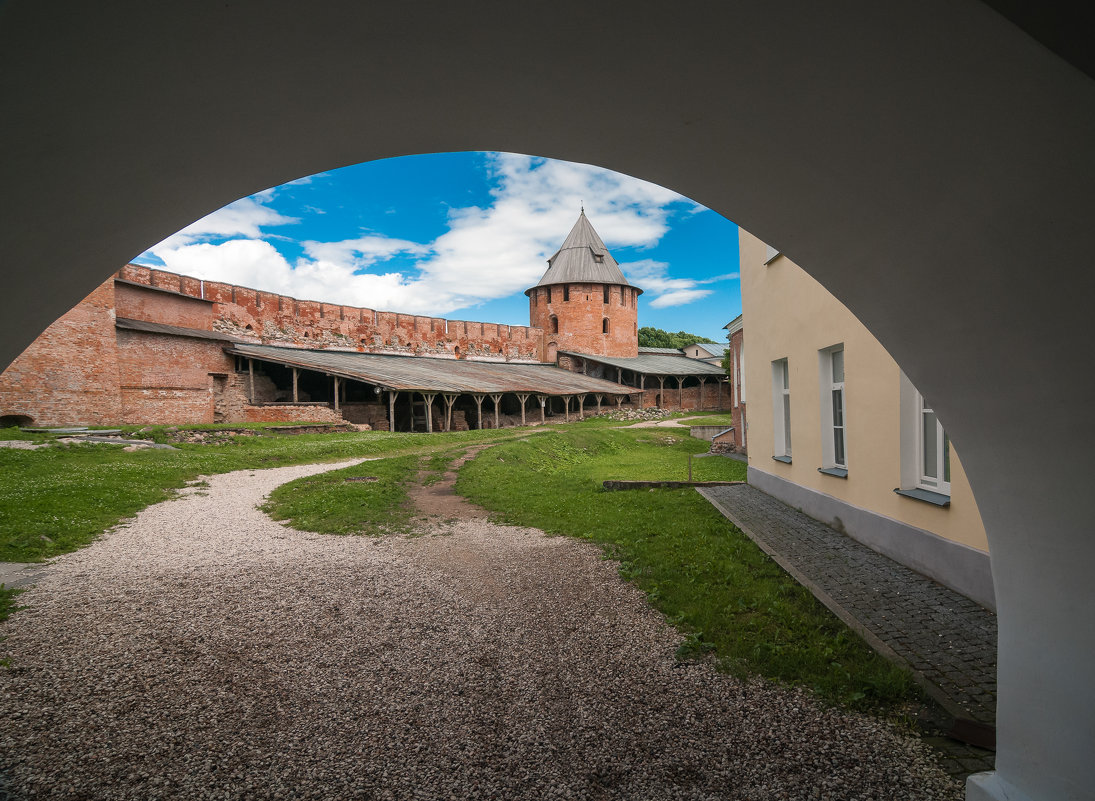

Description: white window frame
[771,358,791,459]
[818,344,846,470]
[899,371,951,496]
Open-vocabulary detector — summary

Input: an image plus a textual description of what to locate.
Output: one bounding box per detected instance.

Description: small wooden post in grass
[577,393,587,418]
[490,393,503,429]
[563,395,573,422]
[516,393,529,426]
[537,394,547,423]
[388,390,398,432]
[595,393,603,415]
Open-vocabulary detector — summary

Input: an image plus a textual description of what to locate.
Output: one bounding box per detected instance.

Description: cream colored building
[740,229,992,609]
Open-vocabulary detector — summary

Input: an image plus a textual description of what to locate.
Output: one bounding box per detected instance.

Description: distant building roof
[638,346,684,354]
[526,211,642,293]
[561,350,726,377]
[114,277,215,303]
[688,343,730,358]
[724,314,743,336]
[228,344,635,396]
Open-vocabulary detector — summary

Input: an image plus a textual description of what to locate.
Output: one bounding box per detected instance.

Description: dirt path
[0,454,962,801]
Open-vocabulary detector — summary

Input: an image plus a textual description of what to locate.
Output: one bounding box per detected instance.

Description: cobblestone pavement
[699,484,998,777]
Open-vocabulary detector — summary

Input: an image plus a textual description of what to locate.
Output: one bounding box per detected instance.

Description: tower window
[602,318,610,334]
[603,285,610,304]
[550,315,559,334]
[563,285,570,302]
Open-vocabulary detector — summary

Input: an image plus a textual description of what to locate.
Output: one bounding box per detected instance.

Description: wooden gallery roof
[227,344,635,397]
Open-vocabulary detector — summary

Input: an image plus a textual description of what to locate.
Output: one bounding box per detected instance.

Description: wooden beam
[388,390,398,432]
[563,395,572,422]
[292,367,298,403]
[473,394,485,429]
[333,376,341,412]
[577,393,587,418]
[490,393,503,429]
[656,375,665,408]
[443,394,458,432]
[421,392,436,433]
[698,377,707,410]
[595,393,603,415]
[516,393,530,426]
[537,394,547,423]
[676,375,685,409]
[248,359,255,403]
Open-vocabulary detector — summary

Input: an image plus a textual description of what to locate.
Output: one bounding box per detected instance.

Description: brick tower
[527,210,642,362]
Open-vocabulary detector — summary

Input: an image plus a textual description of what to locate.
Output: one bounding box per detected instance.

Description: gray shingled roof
[638,347,684,355]
[561,351,726,376]
[228,344,635,396]
[526,211,642,293]
[116,317,239,342]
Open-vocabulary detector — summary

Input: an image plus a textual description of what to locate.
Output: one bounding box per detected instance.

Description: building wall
[528,283,639,358]
[0,280,122,426]
[116,330,231,424]
[739,228,990,601]
[728,323,746,453]
[117,264,543,362]
[114,281,215,330]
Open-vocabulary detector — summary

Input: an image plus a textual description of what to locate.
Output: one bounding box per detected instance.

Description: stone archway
[3,5,1094,799]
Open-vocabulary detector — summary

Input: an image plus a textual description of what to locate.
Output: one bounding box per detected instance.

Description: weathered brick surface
[114,282,214,331]
[529,283,639,359]
[0,280,121,426]
[116,330,230,424]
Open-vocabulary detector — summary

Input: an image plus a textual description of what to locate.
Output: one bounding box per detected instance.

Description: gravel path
[0,459,962,800]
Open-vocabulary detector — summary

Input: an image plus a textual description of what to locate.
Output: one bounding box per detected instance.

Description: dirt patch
[406,444,494,522]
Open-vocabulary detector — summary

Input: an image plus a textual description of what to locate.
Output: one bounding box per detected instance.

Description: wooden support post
[718,378,725,410]
[421,392,436,433]
[388,390,398,432]
[292,367,299,403]
[676,376,685,409]
[656,375,665,408]
[563,395,572,422]
[617,366,622,383]
[615,395,623,408]
[595,393,603,414]
[248,359,255,403]
[516,393,530,426]
[577,393,587,418]
[443,394,458,431]
[537,394,547,423]
[333,377,341,412]
[473,394,485,429]
[698,377,706,410]
[490,393,503,429]
[640,374,646,390]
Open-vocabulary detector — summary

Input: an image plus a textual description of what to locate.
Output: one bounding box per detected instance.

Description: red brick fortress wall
[0,280,122,426]
[528,283,639,358]
[116,265,544,362]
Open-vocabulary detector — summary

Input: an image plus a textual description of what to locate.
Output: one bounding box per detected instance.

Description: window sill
[894,487,951,507]
[818,466,848,478]
[772,455,792,464]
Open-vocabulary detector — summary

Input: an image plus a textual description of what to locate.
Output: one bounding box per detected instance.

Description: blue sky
[135,152,741,343]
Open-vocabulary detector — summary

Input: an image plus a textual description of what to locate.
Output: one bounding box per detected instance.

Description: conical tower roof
[526,211,642,294]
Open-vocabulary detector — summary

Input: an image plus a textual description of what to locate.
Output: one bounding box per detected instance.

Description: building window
[550,315,558,334]
[819,344,846,469]
[563,285,570,302]
[898,372,951,500]
[603,285,610,304]
[772,358,791,460]
[602,317,610,334]
[917,395,950,492]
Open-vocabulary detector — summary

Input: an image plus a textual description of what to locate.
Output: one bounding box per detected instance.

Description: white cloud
[622,259,737,308]
[153,196,299,251]
[649,289,714,308]
[142,153,702,316]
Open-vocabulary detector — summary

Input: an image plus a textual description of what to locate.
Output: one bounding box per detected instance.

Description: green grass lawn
[0,426,526,562]
[456,426,918,712]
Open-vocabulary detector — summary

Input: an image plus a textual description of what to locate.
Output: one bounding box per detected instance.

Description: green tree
[638,327,718,349]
